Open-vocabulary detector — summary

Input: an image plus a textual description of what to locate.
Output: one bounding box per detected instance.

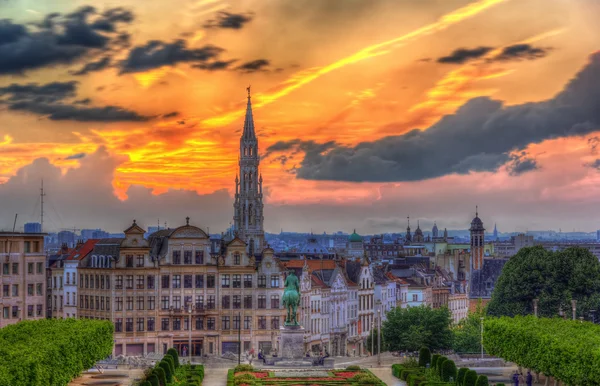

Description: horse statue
[282,270,300,326]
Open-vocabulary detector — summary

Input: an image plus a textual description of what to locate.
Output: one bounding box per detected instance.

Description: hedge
[419,347,432,367]
[484,316,600,385]
[437,357,447,377]
[167,348,180,369]
[464,370,478,386]
[159,361,172,383]
[431,354,440,369]
[0,318,113,386]
[441,360,457,382]
[457,368,468,386]
[475,375,489,386]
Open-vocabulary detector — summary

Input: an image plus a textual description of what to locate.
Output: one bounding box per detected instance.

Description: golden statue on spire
[247,85,251,97]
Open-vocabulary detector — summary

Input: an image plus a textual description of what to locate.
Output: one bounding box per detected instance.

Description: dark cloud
[162,111,179,118]
[0,81,151,122]
[437,46,492,64]
[266,53,600,182]
[0,6,134,75]
[494,44,549,62]
[506,153,539,176]
[193,59,237,71]
[589,159,600,170]
[119,40,224,73]
[71,56,111,75]
[204,12,253,29]
[236,59,270,73]
[64,153,87,160]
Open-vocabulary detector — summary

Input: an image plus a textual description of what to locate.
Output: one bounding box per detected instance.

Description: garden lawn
[228,367,385,386]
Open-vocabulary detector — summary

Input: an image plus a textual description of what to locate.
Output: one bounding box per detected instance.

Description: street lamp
[188,304,193,364]
[377,309,381,366]
[533,298,539,317]
[480,317,484,360]
[571,299,577,321]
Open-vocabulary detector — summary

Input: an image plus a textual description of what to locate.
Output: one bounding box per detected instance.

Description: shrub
[401,369,422,381]
[347,365,362,371]
[234,373,258,385]
[457,368,469,386]
[475,375,489,386]
[227,369,235,386]
[167,348,180,368]
[140,382,151,386]
[496,383,505,386]
[441,359,457,382]
[153,367,167,386]
[431,354,440,369]
[419,347,432,367]
[408,373,427,386]
[163,354,175,374]
[463,370,478,386]
[392,364,405,378]
[159,361,172,383]
[351,372,383,385]
[405,357,419,368]
[234,364,255,372]
[437,357,447,376]
[148,373,159,386]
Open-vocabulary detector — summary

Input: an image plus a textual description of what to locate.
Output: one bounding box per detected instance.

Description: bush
[347,365,362,371]
[159,361,172,383]
[408,373,427,386]
[163,354,175,374]
[140,382,151,386]
[234,364,255,372]
[431,354,440,369]
[234,373,257,385]
[401,369,422,381]
[167,348,180,368]
[392,364,405,378]
[153,367,167,386]
[464,370,478,386]
[419,347,432,367]
[475,375,489,386]
[437,357,447,376]
[148,373,159,386]
[496,383,505,386]
[227,369,235,386]
[351,372,383,385]
[441,359,457,382]
[457,368,469,386]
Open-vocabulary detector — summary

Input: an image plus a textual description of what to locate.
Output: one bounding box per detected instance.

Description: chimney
[76,239,84,249]
[61,243,69,253]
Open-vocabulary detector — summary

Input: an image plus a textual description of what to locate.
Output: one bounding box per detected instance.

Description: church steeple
[243,85,256,140]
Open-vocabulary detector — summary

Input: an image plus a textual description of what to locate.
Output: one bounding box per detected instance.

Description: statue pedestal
[279,325,305,360]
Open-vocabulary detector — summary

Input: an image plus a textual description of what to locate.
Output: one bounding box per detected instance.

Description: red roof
[66,239,100,261]
[285,259,337,272]
[311,274,327,288]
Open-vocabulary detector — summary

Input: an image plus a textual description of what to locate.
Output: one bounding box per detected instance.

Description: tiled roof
[66,239,100,261]
[470,258,508,298]
[91,238,123,258]
[311,274,327,288]
[345,261,362,283]
[285,259,337,272]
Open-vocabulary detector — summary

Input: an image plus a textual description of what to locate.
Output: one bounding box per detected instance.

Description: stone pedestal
[279,325,305,360]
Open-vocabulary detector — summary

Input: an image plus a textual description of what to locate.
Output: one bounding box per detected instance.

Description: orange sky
[1,0,600,233]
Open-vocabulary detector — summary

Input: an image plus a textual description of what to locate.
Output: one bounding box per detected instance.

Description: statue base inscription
[279,326,305,360]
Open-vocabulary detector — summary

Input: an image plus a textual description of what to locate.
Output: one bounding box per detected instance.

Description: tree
[475,375,489,386]
[418,347,431,367]
[159,361,172,383]
[464,370,478,386]
[153,367,166,386]
[457,368,469,386]
[452,300,485,353]
[382,306,453,352]
[442,359,457,382]
[487,246,600,317]
[366,327,385,355]
[167,348,180,368]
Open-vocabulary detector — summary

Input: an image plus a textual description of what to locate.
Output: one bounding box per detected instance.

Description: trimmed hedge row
[138,350,203,386]
[0,318,113,386]
[228,365,384,386]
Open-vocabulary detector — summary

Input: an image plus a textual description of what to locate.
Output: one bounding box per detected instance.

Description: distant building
[81,229,110,241]
[24,222,42,233]
[57,231,76,248]
[347,230,364,257]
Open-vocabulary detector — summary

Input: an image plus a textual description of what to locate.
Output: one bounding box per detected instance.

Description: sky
[0,0,599,235]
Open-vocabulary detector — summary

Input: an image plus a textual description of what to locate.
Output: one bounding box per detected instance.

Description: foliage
[234,364,255,372]
[463,370,478,386]
[140,382,151,386]
[496,383,505,386]
[404,357,419,368]
[0,318,113,386]
[452,300,485,353]
[148,373,159,386]
[227,369,235,386]
[366,327,385,355]
[159,361,172,383]
[346,365,361,371]
[475,375,489,386]
[418,347,431,367]
[441,360,457,382]
[484,316,600,385]
[487,246,600,317]
[383,306,452,352]
[392,364,405,378]
[167,348,180,369]
[153,367,166,386]
[234,373,257,385]
[163,354,175,375]
[431,354,440,369]
[457,368,468,386]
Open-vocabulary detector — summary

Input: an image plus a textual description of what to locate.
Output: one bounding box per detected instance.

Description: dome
[432,222,438,233]
[470,207,485,231]
[348,229,362,242]
[415,226,423,237]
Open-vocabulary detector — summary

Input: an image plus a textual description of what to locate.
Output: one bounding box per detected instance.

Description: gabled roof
[124,220,145,234]
[66,239,100,261]
[91,238,123,258]
[285,259,337,272]
[311,274,327,288]
[344,261,362,283]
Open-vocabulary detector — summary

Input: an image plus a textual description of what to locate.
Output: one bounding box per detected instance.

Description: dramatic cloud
[0,81,151,122]
[236,59,270,73]
[494,44,549,62]
[437,46,492,64]
[71,56,112,75]
[119,40,224,73]
[65,153,87,160]
[506,153,539,176]
[162,111,179,118]
[204,12,253,29]
[192,60,237,71]
[0,6,133,75]
[266,53,600,182]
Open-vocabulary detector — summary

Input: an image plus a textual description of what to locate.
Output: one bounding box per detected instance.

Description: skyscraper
[233,87,265,255]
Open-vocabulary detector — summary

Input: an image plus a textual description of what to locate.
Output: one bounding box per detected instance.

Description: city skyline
[1,0,600,234]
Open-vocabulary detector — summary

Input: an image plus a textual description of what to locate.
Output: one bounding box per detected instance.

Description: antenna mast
[40,179,46,232]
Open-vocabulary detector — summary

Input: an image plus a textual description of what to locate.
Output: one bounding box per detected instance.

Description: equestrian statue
[282,270,300,326]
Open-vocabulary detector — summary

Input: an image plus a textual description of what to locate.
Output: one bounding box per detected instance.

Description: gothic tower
[233,86,264,255]
[469,206,485,271]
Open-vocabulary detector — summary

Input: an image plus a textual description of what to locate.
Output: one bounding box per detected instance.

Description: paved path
[202,368,229,386]
[371,368,406,386]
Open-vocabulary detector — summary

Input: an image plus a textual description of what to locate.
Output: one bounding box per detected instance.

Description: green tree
[159,361,172,383]
[382,306,453,352]
[148,373,159,386]
[457,368,469,385]
[442,359,457,382]
[418,347,431,367]
[452,300,485,353]
[167,348,180,368]
[366,327,385,355]
[476,375,489,386]
[464,370,478,386]
[153,367,166,386]
[487,246,600,317]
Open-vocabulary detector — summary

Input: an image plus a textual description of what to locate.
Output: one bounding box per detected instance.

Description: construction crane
[61,227,82,233]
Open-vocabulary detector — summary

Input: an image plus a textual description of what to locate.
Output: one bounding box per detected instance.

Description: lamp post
[188,304,193,364]
[590,309,597,324]
[370,321,374,356]
[480,317,484,360]
[533,298,539,317]
[377,309,381,366]
[238,312,242,365]
[571,299,577,321]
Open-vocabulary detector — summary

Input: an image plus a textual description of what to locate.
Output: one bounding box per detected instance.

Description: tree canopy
[452,300,485,353]
[382,305,452,352]
[487,246,600,318]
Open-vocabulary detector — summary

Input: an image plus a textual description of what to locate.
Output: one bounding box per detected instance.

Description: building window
[126,296,133,311]
[222,295,230,309]
[161,296,169,310]
[2,285,8,297]
[136,255,144,267]
[234,252,241,265]
[412,294,418,302]
[106,297,110,311]
[173,319,181,331]
[221,274,230,288]
[12,263,18,274]
[137,318,145,332]
[195,250,204,264]
[100,297,104,310]
[207,296,215,310]
[36,283,42,295]
[172,275,181,289]
[207,317,215,330]
[258,295,266,309]
[271,295,280,309]
[89,275,94,289]
[207,275,215,288]
[161,318,169,331]
[27,305,33,317]
[233,295,241,309]
[147,317,155,332]
[126,255,134,268]
[115,319,123,332]
[173,296,181,309]
[36,262,43,274]
[195,295,204,309]
[126,275,133,289]
[137,296,145,310]
[27,284,34,296]
[172,250,181,264]
[258,316,266,330]
[148,296,155,310]
[184,275,193,288]
[126,318,133,332]
[233,274,241,288]
[147,275,155,289]
[184,296,192,308]
[244,316,252,329]
[116,275,123,289]
[271,316,279,330]
[233,314,240,330]
[244,274,252,288]
[136,275,144,289]
[116,297,123,311]
[36,304,42,316]
[12,285,18,297]
[28,263,34,275]
[100,275,105,289]
[195,274,204,288]
[184,251,192,264]
[2,263,8,275]
[244,295,252,309]
[270,275,280,288]
[161,275,169,289]
[222,316,230,330]
[184,317,190,331]
[196,317,204,330]
[257,275,266,288]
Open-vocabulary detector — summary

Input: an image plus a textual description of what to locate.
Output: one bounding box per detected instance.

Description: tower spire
[243,85,256,140]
